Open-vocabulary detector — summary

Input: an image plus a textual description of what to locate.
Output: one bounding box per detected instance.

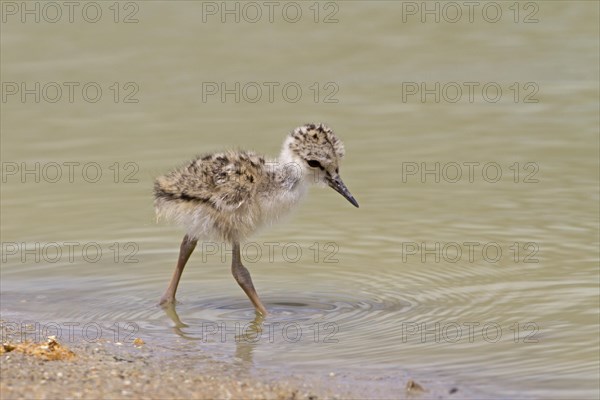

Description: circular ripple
[169,282,413,344]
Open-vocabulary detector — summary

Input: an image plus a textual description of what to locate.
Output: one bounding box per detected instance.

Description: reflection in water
[162,302,264,365]
[1,1,598,399]
[233,315,264,365]
[162,303,189,331]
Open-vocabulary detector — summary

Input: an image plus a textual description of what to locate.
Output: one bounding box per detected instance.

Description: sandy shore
[0,322,459,399]
[1,339,344,400]
[4,338,357,400]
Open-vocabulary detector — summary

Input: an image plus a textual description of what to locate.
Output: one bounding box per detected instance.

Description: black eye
[307,160,321,168]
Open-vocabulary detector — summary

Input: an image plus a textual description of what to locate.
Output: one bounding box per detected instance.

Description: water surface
[1,2,598,398]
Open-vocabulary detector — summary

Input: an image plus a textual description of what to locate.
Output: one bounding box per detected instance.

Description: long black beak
[327,175,359,208]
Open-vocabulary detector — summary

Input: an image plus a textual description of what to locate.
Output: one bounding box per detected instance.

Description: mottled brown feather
[154,123,352,243]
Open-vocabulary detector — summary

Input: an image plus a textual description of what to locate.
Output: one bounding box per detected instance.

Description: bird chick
[154,123,358,315]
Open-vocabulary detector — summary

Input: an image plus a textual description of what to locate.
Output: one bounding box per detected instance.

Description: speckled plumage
[154,123,358,314]
[154,123,356,243]
[154,150,269,243]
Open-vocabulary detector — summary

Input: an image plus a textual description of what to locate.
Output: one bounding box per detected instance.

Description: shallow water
[1,1,599,398]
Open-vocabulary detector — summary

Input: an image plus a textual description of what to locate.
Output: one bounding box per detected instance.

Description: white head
[280,123,359,208]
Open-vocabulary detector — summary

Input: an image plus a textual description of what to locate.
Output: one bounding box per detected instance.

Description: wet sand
[1,340,341,400]
[0,320,459,399]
